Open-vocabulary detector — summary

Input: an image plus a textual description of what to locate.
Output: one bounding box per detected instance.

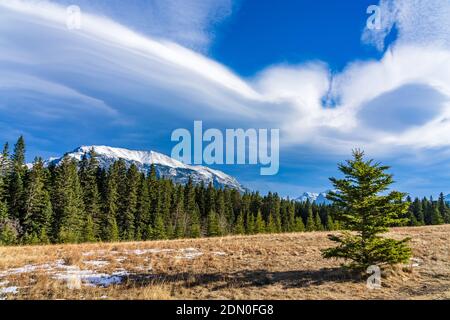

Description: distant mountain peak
[45,145,245,192]
[296,190,334,205]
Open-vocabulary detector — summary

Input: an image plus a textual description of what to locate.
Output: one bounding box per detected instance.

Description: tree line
[0,137,448,245]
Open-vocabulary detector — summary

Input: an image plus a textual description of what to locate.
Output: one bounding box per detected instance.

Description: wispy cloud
[0,0,449,168]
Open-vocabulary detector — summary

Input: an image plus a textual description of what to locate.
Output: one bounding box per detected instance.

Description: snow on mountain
[296,191,333,205]
[46,146,245,192]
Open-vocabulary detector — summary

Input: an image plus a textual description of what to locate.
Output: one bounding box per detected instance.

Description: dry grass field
[0,225,449,300]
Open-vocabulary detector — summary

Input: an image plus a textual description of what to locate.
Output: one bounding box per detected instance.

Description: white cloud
[362,0,450,51]
[46,0,235,51]
[0,0,450,162]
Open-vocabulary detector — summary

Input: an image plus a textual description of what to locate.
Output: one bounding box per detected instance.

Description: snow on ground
[53,269,128,288]
[83,260,110,267]
[0,247,226,293]
[176,248,203,259]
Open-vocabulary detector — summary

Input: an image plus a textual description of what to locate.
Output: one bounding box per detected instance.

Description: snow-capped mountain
[46,146,245,192]
[296,191,333,205]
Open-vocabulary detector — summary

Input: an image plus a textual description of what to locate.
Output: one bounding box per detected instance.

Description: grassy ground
[0,225,449,300]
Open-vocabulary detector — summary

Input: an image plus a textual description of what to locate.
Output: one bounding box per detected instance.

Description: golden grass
[0,225,449,300]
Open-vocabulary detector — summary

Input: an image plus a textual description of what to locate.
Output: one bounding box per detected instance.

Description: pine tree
[437,193,449,224]
[152,212,166,239]
[322,150,412,271]
[207,210,220,237]
[314,212,324,231]
[0,143,11,201]
[412,198,425,225]
[189,205,201,238]
[246,211,255,234]
[431,206,444,225]
[294,216,305,232]
[305,206,316,232]
[326,214,335,231]
[173,185,186,239]
[121,164,139,240]
[255,210,266,234]
[79,150,102,240]
[9,136,26,221]
[52,156,85,243]
[22,157,52,243]
[135,174,151,240]
[234,210,245,234]
[101,161,120,242]
[266,213,277,233]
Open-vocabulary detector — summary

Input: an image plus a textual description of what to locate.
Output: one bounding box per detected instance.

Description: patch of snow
[212,251,227,256]
[176,248,203,259]
[53,268,128,288]
[83,260,109,267]
[0,286,18,294]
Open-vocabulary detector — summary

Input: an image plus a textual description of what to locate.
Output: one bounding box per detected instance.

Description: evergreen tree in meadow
[314,212,324,231]
[305,206,316,232]
[101,161,120,242]
[189,205,202,238]
[437,193,449,224]
[52,156,85,243]
[234,210,245,235]
[266,213,277,234]
[412,198,425,225]
[326,214,335,231]
[121,164,140,241]
[79,150,102,240]
[9,136,26,221]
[294,216,305,232]
[173,185,186,239]
[322,150,411,271]
[255,210,265,234]
[207,210,220,237]
[22,157,52,243]
[246,211,255,235]
[430,206,444,225]
[135,173,151,240]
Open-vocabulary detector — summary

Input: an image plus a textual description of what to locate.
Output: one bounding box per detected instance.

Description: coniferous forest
[0,136,449,245]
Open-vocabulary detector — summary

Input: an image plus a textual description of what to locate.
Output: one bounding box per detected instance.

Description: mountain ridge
[45,145,245,192]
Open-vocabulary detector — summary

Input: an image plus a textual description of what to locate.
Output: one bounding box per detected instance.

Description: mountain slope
[46,146,245,192]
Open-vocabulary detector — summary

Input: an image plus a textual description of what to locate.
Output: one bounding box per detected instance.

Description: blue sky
[1,0,450,198]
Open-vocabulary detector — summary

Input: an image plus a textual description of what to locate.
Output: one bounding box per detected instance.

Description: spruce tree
[207,210,220,237]
[294,216,305,232]
[314,212,324,231]
[79,150,102,240]
[255,210,266,234]
[267,213,277,233]
[234,210,245,234]
[412,198,425,225]
[305,206,316,232]
[322,150,412,271]
[101,161,120,242]
[52,156,85,243]
[246,211,255,234]
[437,193,449,224]
[430,207,444,225]
[22,157,52,243]
[9,136,26,221]
[135,174,151,240]
[189,205,201,238]
[121,164,139,240]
